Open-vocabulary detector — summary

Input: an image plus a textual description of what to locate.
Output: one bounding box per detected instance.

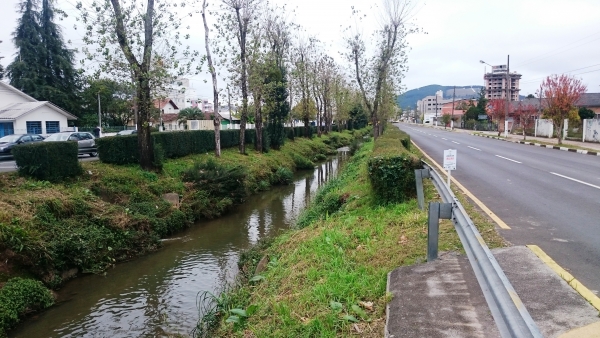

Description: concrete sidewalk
[386,246,600,338]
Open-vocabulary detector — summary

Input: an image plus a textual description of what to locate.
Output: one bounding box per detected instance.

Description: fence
[582,119,600,142]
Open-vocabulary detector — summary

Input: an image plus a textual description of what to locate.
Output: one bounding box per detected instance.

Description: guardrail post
[427,202,453,261]
[415,169,430,210]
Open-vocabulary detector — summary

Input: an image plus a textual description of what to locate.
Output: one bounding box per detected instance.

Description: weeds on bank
[203,130,506,337]
[203,141,459,337]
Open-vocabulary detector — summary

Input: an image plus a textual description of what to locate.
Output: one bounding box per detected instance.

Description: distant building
[483,65,521,101]
[417,90,453,124]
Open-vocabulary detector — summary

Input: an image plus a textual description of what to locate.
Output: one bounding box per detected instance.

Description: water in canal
[12,152,348,338]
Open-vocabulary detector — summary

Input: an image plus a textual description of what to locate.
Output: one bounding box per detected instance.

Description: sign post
[443,149,457,188]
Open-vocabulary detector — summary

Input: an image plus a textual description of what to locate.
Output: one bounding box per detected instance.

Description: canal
[11,151,348,337]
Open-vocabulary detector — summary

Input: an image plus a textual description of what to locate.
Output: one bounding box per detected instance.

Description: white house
[0,81,77,137]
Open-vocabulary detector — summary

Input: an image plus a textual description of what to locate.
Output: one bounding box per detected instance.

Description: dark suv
[44,132,98,157]
[0,134,45,159]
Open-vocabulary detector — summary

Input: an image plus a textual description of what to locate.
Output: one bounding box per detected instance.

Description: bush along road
[0,127,370,337]
[199,126,504,337]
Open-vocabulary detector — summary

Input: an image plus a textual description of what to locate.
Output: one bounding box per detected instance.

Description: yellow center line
[411,140,511,230]
[527,245,600,312]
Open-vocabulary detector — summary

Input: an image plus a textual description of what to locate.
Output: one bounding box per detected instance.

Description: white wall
[13,106,70,134]
[582,119,600,142]
[535,119,554,138]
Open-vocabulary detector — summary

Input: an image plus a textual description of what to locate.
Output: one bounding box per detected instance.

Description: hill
[397,85,484,109]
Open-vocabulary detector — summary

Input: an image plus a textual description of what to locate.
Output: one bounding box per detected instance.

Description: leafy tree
[488,99,508,136]
[514,103,537,140]
[441,113,451,128]
[578,107,595,120]
[348,102,368,130]
[80,78,135,127]
[0,64,4,80]
[264,65,290,150]
[201,0,222,157]
[178,107,204,128]
[7,0,81,115]
[464,105,480,122]
[77,0,199,170]
[541,74,587,144]
[526,94,535,99]
[476,87,488,116]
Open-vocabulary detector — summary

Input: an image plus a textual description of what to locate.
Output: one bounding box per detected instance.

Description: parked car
[116,129,137,136]
[44,132,98,157]
[0,134,45,159]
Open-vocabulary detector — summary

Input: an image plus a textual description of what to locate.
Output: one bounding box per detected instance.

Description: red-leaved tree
[541,74,587,144]
[488,99,508,136]
[514,103,537,140]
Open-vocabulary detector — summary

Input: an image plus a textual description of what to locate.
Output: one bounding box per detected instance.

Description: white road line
[495,155,522,163]
[452,141,460,144]
[433,135,438,138]
[551,172,600,190]
[442,138,447,140]
[467,146,481,151]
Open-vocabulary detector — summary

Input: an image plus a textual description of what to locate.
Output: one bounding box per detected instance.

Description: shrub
[0,278,54,336]
[182,159,248,203]
[367,128,422,204]
[292,154,314,170]
[273,167,293,185]
[12,141,82,182]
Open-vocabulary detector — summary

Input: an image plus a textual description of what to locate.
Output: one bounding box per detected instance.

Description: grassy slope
[0,131,358,286]
[213,139,505,337]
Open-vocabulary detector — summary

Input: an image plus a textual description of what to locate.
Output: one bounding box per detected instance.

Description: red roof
[153,98,179,110]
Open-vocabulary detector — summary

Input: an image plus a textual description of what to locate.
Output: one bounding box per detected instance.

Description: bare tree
[345,0,416,138]
[202,0,221,157]
[220,0,262,154]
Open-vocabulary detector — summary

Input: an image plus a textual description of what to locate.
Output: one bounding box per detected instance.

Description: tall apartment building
[483,65,522,101]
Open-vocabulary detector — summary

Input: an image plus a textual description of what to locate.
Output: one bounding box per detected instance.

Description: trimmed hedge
[0,277,54,336]
[12,142,82,182]
[367,127,422,204]
[98,127,319,165]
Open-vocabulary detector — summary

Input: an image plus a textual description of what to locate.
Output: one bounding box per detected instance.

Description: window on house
[46,121,60,134]
[0,122,14,137]
[26,121,42,134]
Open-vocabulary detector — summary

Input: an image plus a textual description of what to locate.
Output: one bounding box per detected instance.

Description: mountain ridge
[397,85,484,109]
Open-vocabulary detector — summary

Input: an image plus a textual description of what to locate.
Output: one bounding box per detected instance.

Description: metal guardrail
[420,161,543,338]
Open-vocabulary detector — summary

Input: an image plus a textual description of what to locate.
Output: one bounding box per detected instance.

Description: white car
[44,132,98,157]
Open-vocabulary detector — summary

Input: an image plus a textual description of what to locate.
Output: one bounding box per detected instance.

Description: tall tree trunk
[136,73,154,170]
[235,7,248,154]
[202,0,220,157]
[254,93,263,152]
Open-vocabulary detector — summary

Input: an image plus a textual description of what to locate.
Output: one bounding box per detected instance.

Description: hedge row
[98,127,320,165]
[367,126,421,204]
[12,142,83,182]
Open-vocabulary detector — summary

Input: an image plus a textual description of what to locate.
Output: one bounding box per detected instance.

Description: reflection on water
[12,152,347,338]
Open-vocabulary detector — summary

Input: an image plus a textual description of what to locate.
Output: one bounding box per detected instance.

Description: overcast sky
[1,0,599,100]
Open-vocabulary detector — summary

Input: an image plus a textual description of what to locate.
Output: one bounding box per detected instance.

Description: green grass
[205,130,506,337]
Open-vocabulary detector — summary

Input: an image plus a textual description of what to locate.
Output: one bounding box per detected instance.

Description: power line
[514,30,600,67]
[519,63,600,84]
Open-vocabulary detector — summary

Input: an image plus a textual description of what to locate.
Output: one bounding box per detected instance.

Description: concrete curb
[471,133,600,157]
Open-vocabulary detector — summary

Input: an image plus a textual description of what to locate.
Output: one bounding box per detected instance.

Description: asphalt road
[396,123,600,296]
[0,155,98,173]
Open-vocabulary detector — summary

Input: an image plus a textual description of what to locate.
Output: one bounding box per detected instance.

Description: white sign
[443,149,457,171]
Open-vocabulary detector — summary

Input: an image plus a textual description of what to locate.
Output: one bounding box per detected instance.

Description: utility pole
[451,86,456,130]
[227,85,233,126]
[505,55,510,138]
[435,94,438,126]
[97,92,102,137]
